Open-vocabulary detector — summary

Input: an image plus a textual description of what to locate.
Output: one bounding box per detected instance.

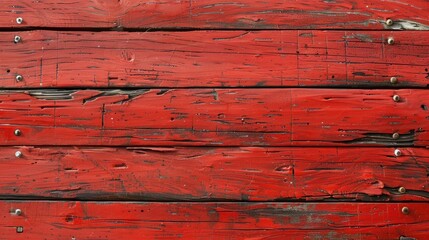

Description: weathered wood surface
[2,201,428,239]
[1,0,429,30]
[0,89,427,146]
[1,31,429,88]
[1,147,428,201]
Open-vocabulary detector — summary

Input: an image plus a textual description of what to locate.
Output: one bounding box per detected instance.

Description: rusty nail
[394,149,402,157]
[390,77,398,84]
[398,187,406,194]
[14,35,21,43]
[387,37,395,45]
[16,74,23,82]
[15,151,23,158]
[14,209,22,215]
[393,95,400,102]
[16,226,23,233]
[401,206,409,215]
[16,17,23,24]
[14,129,21,136]
[385,19,393,26]
[392,132,400,139]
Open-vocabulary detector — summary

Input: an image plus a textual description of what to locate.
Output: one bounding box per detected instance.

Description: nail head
[393,95,400,102]
[14,209,22,215]
[15,75,23,82]
[14,35,21,43]
[16,226,24,233]
[394,149,402,157]
[14,129,21,136]
[398,187,406,194]
[401,206,409,215]
[390,77,398,84]
[392,132,400,139]
[387,37,395,45]
[385,19,393,26]
[16,17,23,24]
[15,151,22,158]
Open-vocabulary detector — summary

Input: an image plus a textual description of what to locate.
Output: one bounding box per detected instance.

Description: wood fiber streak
[0,89,428,146]
[1,147,428,201]
[1,0,428,29]
[1,31,428,88]
[1,201,428,240]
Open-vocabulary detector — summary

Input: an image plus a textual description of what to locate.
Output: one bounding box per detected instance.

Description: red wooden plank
[1,31,428,88]
[1,147,428,201]
[0,89,427,146]
[1,0,428,29]
[1,201,428,239]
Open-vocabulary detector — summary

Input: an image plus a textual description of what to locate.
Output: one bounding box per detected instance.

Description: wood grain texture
[0,89,427,146]
[1,147,428,201]
[2,201,428,239]
[1,0,428,30]
[1,31,429,88]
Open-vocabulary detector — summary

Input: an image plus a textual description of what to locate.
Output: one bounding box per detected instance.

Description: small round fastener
[14,35,21,43]
[394,149,402,157]
[385,19,393,26]
[14,129,21,136]
[393,95,400,102]
[387,37,395,45]
[15,74,23,82]
[15,151,23,158]
[390,77,398,84]
[16,226,24,233]
[14,209,22,215]
[401,206,409,215]
[16,17,23,24]
[392,132,400,139]
[398,187,406,194]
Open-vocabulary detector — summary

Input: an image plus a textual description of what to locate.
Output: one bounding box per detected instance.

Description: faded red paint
[0,0,428,29]
[0,147,427,201]
[1,201,428,239]
[1,31,428,88]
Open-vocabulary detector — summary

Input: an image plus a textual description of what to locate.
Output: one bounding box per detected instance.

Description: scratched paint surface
[1,31,428,88]
[1,201,428,239]
[0,89,427,146]
[0,0,428,239]
[0,147,428,201]
[1,0,428,29]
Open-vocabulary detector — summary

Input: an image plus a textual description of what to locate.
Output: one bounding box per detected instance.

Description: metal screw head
[16,17,23,24]
[15,74,23,82]
[387,37,395,45]
[390,77,398,84]
[385,19,393,26]
[398,187,406,194]
[15,151,23,158]
[392,132,400,139]
[394,149,402,157]
[14,129,21,136]
[392,95,400,102]
[401,206,410,215]
[14,209,22,215]
[16,226,24,233]
[14,35,21,43]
